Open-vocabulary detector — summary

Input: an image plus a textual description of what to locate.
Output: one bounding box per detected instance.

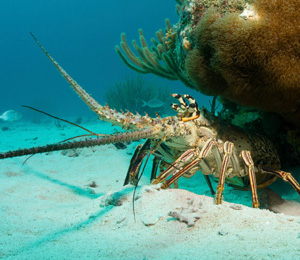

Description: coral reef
[185,0,300,124]
[105,75,174,117]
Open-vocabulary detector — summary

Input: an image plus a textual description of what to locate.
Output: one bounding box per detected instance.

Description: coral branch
[116,22,193,87]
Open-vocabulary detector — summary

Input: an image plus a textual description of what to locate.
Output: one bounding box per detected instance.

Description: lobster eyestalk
[0,128,160,160]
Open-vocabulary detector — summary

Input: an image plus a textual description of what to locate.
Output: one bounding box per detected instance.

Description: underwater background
[0,0,210,119]
[1,1,300,259]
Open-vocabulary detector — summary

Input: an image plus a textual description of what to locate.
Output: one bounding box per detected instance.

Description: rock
[168,198,204,226]
[260,188,300,216]
[99,190,129,207]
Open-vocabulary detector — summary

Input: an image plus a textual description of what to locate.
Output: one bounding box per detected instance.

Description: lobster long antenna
[22,154,34,166]
[132,152,152,222]
[29,32,103,114]
[0,128,159,160]
[20,105,106,165]
[152,153,180,171]
[59,134,101,143]
[22,105,106,136]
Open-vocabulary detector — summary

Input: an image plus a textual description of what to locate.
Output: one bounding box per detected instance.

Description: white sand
[1,119,300,260]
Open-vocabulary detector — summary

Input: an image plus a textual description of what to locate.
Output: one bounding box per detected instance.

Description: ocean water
[0,0,210,119]
[1,1,300,259]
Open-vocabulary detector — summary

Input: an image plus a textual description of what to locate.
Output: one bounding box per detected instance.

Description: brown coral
[185,0,300,124]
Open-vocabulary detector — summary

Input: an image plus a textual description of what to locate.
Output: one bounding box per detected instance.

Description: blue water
[0,0,210,120]
[1,2,300,258]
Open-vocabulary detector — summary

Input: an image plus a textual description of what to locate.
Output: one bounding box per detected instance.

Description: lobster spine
[0,128,159,159]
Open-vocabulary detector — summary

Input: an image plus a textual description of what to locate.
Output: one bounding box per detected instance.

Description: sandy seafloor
[1,117,300,260]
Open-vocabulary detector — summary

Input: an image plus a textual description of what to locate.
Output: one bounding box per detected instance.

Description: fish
[142,98,164,108]
[0,110,22,122]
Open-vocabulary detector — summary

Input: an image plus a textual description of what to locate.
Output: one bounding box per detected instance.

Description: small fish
[0,110,22,122]
[142,98,164,108]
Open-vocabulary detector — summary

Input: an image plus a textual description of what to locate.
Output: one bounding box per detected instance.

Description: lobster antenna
[132,152,152,222]
[22,154,34,166]
[21,105,106,165]
[22,105,106,136]
[59,134,100,143]
[151,153,180,171]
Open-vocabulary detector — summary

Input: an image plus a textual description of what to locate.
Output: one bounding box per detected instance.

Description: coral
[173,0,248,69]
[116,21,195,89]
[168,198,204,226]
[185,0,300,124]
[105,75,174,117]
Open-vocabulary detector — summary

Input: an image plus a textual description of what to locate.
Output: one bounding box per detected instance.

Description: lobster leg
[124,139,151,185]
[159,157,201,189]
[123,143,143,185]
[204,175,215,195]
[150,156,161,182]
[241,151,260,208]
[154,139,216,188]
[215,141,234,205]
[262,168,300,196]
[152,148,198,185]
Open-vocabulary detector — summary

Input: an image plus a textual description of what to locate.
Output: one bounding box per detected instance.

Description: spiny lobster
[1,33,300,208]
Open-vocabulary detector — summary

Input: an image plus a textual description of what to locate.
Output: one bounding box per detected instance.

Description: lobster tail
[0,128,159,160]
